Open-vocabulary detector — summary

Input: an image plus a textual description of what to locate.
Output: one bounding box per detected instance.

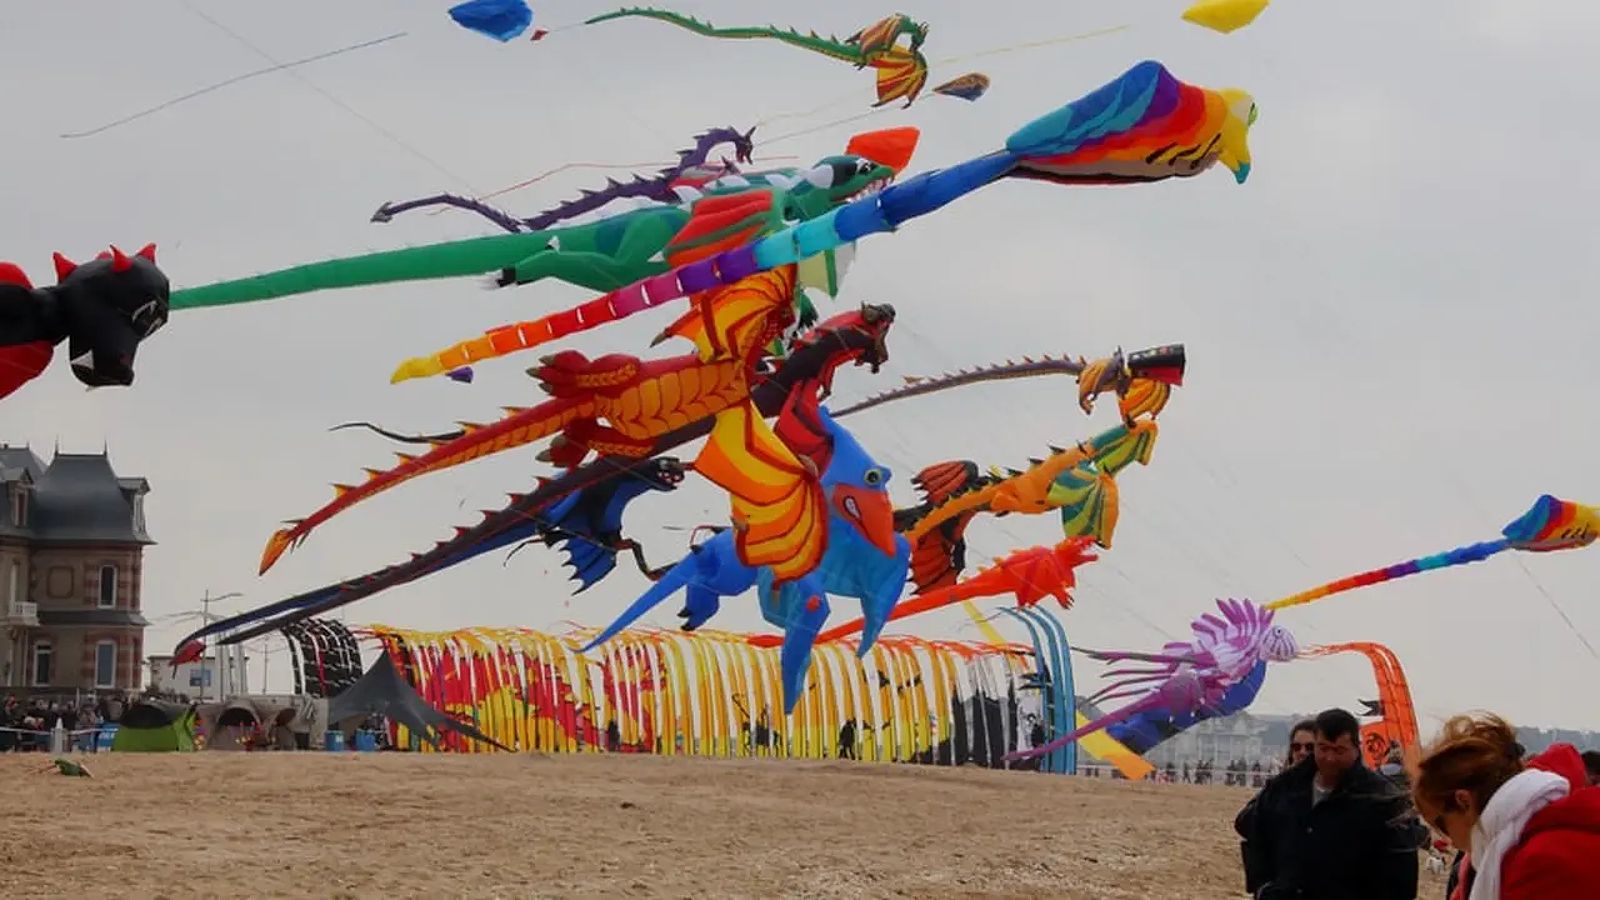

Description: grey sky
[4,1,1596,731]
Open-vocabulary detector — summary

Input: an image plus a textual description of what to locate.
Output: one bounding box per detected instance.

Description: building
[146,652,249,702]
[0,444,153,697]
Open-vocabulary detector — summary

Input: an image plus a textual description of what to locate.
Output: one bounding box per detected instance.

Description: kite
[1301,642,1420,768]
[1265,494,1600,612]
[773,536,1100,648]
[435,60,1256,363]
[449,0,534,42]
[584,9,939,109]
[258,264,824,584]
[1182,0,1272,34]
[370,125,759,231]
[0,244,169,401]
[932,73,991,102]
[898,419,1158,594]
[583,401,906,712]
[175,305,900,657]
[1007,599,1300,762]
[167,132,912,320]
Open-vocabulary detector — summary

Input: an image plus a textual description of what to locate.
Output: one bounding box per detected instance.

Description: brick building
[0,444,153,697]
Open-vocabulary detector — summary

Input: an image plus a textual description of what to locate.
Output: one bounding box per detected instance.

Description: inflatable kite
[370,125,758,232]
[1182,0,1272,34]
[1265,494,1600,611]
[259,262,831,586]
[1301,642,1420,768]
[0,244,169,401]
[404,60,1255,378]
[584,9,947,109]
[449,0,534,42]
[584,399,906,711]
[168,130,914,356]
[175,340,1135,652]
[1007,598,1300,762]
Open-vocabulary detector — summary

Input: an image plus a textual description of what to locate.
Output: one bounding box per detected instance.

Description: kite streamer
[1265,495,1599,611]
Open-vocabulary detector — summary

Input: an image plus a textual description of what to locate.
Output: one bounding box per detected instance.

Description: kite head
[787,155,899,220]
[638,457,689,492]
[1502,494,1600,552]
[818,407,900,560]
[1259,623,1300,662]
[51,243,169,388]
[1216,88,1257,184]
[735,127,756,164]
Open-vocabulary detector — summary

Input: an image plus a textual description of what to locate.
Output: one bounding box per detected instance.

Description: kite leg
[776,589,831,715]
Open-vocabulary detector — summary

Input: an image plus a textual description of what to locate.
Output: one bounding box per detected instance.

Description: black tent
[330,654,508,751]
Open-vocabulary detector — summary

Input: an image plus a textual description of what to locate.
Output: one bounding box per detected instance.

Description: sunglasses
[1290,742,1314,753]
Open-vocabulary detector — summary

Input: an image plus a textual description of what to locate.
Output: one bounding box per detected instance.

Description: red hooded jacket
[1451,743,1600,899]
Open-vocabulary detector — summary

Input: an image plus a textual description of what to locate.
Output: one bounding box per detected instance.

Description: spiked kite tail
[584,8,861,60]
[259,397,588,574]
[370,193,528,233]
[522,175,674,230]
[169,230,557,310]
[831,355,1091,417]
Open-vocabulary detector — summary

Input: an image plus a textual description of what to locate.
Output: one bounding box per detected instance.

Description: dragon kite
[0,244,169,401]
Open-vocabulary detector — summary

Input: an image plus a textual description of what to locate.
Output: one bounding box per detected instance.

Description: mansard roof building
[1,444,152,696]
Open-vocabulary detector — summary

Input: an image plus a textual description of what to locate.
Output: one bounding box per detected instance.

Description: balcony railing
[3,601,39,626]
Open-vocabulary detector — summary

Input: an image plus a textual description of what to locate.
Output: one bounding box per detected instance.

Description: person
[1235,708,1420,899]
[1582,750,1600,788]
[1234,719,1316,892]
[1286,718,1316,768]
[1413,713,1600,898]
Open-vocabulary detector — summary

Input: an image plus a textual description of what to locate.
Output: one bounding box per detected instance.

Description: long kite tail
[521,175,677,231]
[1263,539,1512,612]
[169,230,556,310]
[259,396,586,574]
[370,193,528,233]
[832,355,1089,417]
[584,8,861,61]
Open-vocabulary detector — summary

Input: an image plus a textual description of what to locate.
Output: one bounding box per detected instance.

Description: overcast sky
[4,1,1597,732]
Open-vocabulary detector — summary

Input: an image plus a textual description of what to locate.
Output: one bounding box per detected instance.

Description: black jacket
[1235,759,1420,900]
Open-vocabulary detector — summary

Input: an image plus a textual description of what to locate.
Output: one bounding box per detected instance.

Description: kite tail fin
[258,397,584,574]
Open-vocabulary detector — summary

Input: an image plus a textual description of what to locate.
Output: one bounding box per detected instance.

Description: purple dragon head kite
[1006,598,1298,762]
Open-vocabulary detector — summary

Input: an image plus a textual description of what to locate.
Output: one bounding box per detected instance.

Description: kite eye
[863,468,885,486]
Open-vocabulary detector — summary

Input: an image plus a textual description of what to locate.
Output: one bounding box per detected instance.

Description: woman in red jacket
[1413,712,1600,899]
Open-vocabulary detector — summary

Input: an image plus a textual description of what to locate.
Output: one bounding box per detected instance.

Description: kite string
[178,0,477,192]
[59,30,410,139]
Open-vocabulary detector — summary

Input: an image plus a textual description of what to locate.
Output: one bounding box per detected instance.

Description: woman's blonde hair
[1412,712,1525,817]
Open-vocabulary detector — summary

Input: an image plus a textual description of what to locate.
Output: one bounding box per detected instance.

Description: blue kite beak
[1233,162,1251,185]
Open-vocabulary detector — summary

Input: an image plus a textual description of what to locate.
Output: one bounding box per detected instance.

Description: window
[94,640,117,689]
[9,488,24,528]
[98,565,117,608]
[31,641,51,687]
[132,495,145,534]
[7,560,17,608]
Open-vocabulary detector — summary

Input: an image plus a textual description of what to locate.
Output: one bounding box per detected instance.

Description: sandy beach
[0,753,1447,898]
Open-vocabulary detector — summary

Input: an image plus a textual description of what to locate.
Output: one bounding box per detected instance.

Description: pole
[201,589,212,702]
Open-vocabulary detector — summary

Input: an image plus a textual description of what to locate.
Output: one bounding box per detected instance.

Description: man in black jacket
[1234,708,1420,899]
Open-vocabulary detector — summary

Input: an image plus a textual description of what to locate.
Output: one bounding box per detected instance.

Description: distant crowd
[1232,707,1600,899]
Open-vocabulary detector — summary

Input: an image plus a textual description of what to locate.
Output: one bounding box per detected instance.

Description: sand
[0,753,1448,898]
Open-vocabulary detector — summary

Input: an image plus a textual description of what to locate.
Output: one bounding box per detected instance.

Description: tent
[195,696,328,750]
[111,700,197,752]
[331,654,508,751]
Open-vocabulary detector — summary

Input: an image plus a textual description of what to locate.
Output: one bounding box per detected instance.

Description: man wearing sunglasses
[1234,708,1422,899]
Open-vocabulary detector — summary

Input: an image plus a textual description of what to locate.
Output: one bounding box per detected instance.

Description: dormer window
[132,494,145,533]
[9,487,25,528]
